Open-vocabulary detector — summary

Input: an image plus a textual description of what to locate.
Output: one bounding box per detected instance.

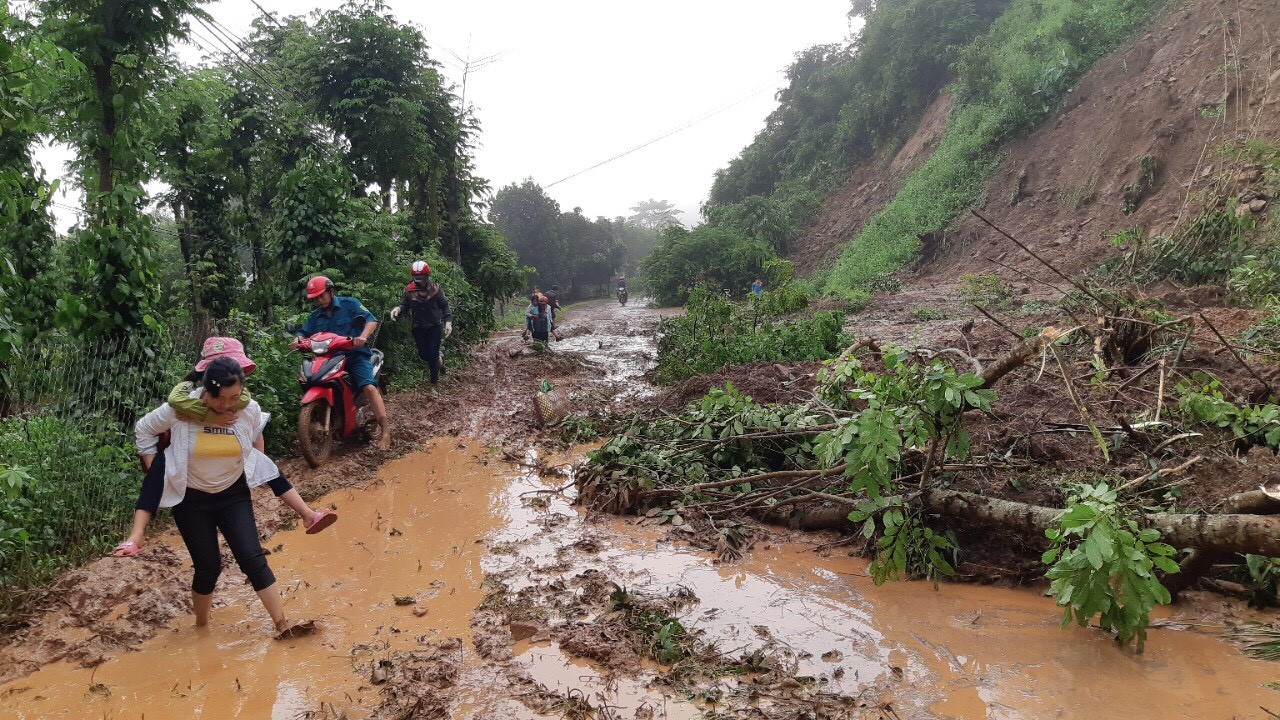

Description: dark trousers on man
[413,325,444,385]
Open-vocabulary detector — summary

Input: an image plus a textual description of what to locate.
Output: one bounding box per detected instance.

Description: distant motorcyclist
[617,274,628,305]
[389,260,453,387]
[297,276,391,449]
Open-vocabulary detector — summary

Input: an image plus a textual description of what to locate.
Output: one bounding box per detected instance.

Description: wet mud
[1,299,1278,718]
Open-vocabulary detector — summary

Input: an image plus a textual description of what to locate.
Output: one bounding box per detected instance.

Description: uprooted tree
[577,311,1280,650]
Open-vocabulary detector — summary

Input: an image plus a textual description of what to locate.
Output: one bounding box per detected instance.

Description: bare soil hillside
[788,0,1280,287]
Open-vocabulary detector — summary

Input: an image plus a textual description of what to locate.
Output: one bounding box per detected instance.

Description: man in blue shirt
[751,277,764,296]
[297,275,391,450]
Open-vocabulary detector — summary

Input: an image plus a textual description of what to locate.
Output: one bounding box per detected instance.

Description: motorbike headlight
[312,339,330,354]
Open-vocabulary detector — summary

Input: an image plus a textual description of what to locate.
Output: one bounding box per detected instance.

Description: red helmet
[305,275,334,299]
[411,260,430,275]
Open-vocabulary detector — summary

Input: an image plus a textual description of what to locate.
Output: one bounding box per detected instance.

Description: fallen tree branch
[979,333,1048,389]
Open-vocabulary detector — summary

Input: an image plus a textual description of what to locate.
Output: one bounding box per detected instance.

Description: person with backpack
[546,285,562,322]
[525,293,555,343]
[389,260,453,387]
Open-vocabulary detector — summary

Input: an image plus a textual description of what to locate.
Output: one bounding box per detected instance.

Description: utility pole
[440,40,507,263]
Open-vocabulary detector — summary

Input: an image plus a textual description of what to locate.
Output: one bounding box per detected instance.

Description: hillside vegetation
[642,0,1165,305]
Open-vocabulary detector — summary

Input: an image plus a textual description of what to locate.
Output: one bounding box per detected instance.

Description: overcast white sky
[45,0,857,229]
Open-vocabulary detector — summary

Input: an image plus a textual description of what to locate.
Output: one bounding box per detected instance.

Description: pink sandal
[305,511,337,535]
[112,540,144,557]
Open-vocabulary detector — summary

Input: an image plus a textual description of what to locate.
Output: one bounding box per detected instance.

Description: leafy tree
[612,217,661,274]
[297,0,435,204]
[0,2,58,358]
[638,226,774,307]
[270,148,393,292]
[490,179,564,290]
[42,0,208,337]
[628,198,683,231]
[150,66,241,320]
[560,209,626,297]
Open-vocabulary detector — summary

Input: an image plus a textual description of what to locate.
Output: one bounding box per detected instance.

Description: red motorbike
[293,331,385,467]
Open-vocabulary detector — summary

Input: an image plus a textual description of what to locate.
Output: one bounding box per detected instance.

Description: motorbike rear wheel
[298,400,335,468]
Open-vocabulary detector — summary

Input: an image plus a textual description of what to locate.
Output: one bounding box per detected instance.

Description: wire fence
[0,330,201,619]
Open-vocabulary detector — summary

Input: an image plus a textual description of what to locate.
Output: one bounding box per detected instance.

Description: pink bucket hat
[194,337,257,375]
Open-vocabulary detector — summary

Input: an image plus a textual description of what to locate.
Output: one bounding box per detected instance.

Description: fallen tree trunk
[980,335,1047,389]
[761,488,1280,558]
[1164,489,1280,598]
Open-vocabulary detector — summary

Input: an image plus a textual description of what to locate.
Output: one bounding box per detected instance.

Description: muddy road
[0,298,1276,719]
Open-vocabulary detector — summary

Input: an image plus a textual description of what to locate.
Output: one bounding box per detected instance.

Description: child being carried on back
[112,338,336,557]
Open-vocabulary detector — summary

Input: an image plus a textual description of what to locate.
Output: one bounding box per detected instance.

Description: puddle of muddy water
[511,640,708,719]
[0,441,508,720]
[5,439,1278,720]
[488,447,1280,719]
[555,298,678,404]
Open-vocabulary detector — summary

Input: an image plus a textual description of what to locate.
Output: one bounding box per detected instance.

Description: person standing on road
[389,260,453,387]
[132,357,314,638]
[546,285,562,323]
[298,275,391,449]
[525,292,554,344]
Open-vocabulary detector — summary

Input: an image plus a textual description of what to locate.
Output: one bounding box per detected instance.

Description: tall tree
[627,198,684,231]
[43,0,206,337]
[0,1,58,359]
[298,0,435,205]
[490,179,564,290]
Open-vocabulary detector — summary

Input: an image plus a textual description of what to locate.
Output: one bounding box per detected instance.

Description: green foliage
[753,259,812,315]
[1042,482,1178,651]
[957,272,1012,308]
[586,346,994,585]
[707,0,1005,250]
[1175,375,1280,450]
[654,286,846,383]
[911,307,949,321]
[0,415,150,624]
[1127,208,1255,286]
[639,227,775,307]
[1240,555,1280,610]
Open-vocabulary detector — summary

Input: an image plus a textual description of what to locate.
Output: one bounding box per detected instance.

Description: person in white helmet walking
[390,260,453,387]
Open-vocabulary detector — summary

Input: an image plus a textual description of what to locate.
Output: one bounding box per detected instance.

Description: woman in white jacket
[134,356,307,636]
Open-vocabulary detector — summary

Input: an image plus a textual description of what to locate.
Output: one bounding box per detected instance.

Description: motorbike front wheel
[298,400,335,468]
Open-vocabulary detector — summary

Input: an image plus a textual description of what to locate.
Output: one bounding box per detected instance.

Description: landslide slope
[786,0,1280,292]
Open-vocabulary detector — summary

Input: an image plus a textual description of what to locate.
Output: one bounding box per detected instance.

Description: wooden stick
[1048,342,1110,463]
[1198,312,1275,399]
[1155,357,1167,422]
[983,255,1070,296]
[972,304,1023,341]
[1119,455,1203,492]
[971,209,1114,312]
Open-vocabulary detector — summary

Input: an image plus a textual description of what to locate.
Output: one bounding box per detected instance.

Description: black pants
[412,325,444,384]
[172,477,275,595]
[137,453,292,513]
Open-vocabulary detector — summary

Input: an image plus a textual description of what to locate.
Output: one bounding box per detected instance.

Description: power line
[247,0,284,28]
[544,83,774,189]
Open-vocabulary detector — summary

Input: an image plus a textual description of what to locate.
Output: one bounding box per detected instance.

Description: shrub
[638,226,775,307]
[653,286,847,383]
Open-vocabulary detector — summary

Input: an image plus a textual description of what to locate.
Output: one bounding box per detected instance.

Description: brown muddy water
[1,299,1277,718]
